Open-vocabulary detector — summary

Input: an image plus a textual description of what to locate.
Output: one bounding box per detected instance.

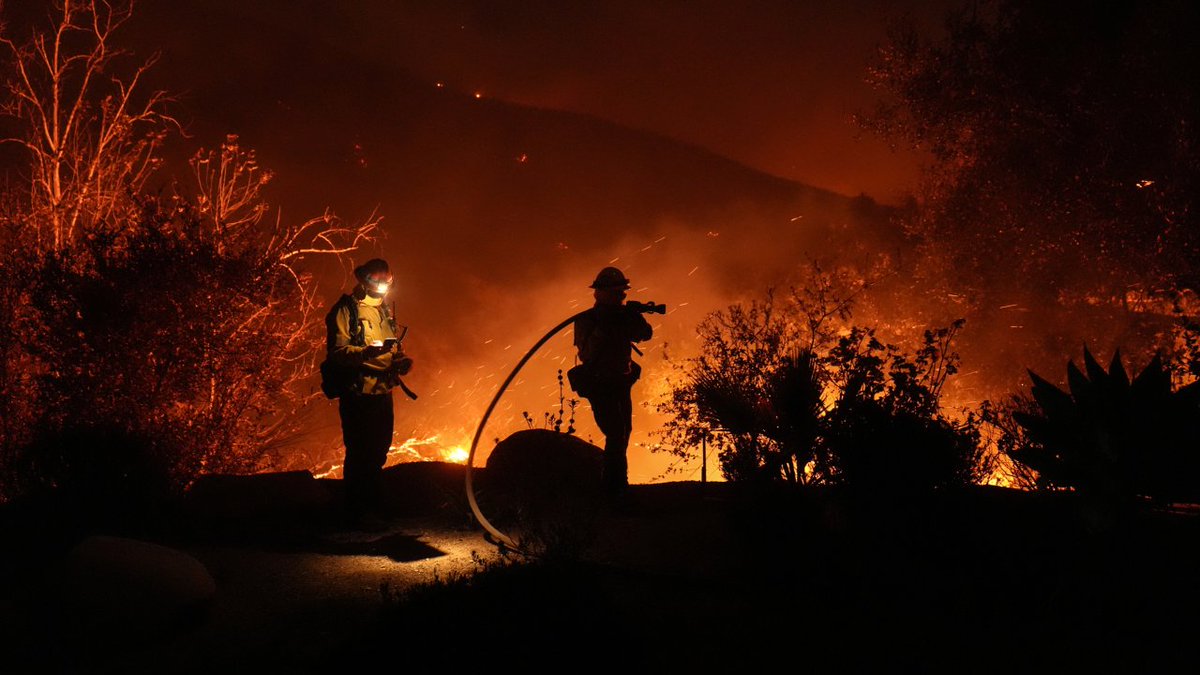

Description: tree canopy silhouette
[864,0,1200,303]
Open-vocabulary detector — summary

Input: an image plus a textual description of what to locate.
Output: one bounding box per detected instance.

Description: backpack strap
[382,300,399,335]
[343,295,365,347]
[326,294,366,350]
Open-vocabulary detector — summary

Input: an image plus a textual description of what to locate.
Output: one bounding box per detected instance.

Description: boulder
[486,429,604,498]
[58,535,216,645]
[482,430,604,555]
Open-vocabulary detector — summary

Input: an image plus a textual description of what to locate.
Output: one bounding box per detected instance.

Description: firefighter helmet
[354,258,393,295]
[589,266,631,289]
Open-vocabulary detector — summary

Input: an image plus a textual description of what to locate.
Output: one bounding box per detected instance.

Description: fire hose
[464,311,588,551]
[464,301,665,552]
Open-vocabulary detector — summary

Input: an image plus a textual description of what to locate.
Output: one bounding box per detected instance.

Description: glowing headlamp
[365,275,392,295]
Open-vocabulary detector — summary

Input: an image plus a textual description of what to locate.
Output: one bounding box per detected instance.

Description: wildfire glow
[386,435,473,465]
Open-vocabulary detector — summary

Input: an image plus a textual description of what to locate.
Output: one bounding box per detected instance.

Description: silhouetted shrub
[819,324,985,491]
[659,269,985,490]
[828,398,982,492]
[21,198,300,491]
[1004,347,1200,503]
[17,423,171,528]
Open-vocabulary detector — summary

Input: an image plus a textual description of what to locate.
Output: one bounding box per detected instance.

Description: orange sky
[130,0,958,204]
[352,0,938,202]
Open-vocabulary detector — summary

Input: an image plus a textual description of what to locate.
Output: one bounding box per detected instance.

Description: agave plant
[1011,347,1200,503]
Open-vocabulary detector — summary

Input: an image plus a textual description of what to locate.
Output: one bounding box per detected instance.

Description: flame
[385,434,473,465]
[314,434,471,479]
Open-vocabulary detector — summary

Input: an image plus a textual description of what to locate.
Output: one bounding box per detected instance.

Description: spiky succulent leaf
[1130,353,1170,402]
[1108,349,1130,389]
[1009,347,1200,503]
[1083,346,1108,385]
[1028,370,1075,421]
[1066,360,1095,408]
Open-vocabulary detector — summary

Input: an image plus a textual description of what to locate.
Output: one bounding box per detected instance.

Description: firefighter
[573,266,654,494]
[325,258,413,524]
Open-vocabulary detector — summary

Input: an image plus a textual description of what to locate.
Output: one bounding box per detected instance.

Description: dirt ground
[0,465,744,674]
[5,467,1200,673]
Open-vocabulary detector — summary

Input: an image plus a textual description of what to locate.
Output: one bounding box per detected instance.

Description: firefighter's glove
[363,343,390,358]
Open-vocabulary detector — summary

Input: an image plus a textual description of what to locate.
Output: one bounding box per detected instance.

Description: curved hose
[465,311,589,550]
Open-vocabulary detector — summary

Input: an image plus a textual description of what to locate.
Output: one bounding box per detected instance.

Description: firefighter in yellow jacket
[326,258,413,522]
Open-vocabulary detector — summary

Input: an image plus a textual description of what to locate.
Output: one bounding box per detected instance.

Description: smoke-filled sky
[131,0,957,202]
[335,0,951,201]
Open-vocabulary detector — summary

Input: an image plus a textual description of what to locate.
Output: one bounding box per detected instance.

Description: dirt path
[93,519,500,673]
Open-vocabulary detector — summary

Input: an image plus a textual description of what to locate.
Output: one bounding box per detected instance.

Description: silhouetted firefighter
[570,266,661,494]
[321,258,414,525]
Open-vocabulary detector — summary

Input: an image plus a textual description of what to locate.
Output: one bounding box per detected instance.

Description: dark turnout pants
[587,384,633,492]
[338,391,394,517]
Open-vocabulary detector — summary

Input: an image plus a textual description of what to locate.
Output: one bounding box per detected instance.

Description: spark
[706,231,720,238]
[640,245,652,252]
[474,92,482,99]
[609,257,620,264]
[687,266,699,276]
[517,153,528,163]
[999,303,1018,309]
[436,82,444,88]
[1136,179,1155,189]
[654,236,667,243]
[790,215,804,221]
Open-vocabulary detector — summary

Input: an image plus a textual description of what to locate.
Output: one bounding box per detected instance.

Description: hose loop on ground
[465,311,588,551]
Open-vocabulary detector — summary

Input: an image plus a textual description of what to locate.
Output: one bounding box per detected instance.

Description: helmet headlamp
[365,274,392,295]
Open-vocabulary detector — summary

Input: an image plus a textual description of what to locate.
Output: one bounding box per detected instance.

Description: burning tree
[0,0,172,252]
[0,2,378,501]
